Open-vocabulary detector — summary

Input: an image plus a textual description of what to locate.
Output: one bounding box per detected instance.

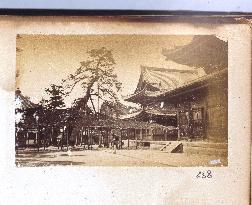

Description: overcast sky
[16,34,193,107]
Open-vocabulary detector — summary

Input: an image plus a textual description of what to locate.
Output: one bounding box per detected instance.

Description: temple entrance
[178,110,190,139]
[191,108,205,140]
[178,107,205,140]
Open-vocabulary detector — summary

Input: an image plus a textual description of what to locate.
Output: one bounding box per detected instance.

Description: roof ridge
[15,89,38,108]
[140,65,198,74]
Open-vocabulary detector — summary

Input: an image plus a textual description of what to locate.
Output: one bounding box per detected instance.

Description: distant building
[15,89,41,147]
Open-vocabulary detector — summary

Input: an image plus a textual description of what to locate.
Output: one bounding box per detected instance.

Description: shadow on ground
[16,160,85,167]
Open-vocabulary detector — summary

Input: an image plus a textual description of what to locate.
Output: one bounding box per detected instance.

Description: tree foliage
[38,84,66,130]
[63,47,122,110]
[44,84,65,110]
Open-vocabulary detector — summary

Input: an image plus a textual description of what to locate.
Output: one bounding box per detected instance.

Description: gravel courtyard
[16,146,227,167]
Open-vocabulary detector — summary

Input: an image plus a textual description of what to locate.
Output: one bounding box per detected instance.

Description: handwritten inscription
[196,170,212,179]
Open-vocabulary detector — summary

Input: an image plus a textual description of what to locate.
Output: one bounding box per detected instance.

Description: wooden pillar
[135,129,137,149]
[87,127,90,149]
[49,128,52,146]
[84,127,86,144]
[51,126,53,146]
[120,129,123,149]
[151,129,154,141]
[51,126,53,144]
[119,132,121,149]
[36,131,39,152]
[26,132,29,147]
[74,128,78,146]
[101,128,103,146]
[139,128,143,140]
[60,130,63,150]
[176,110,181,140]
[106,129,109,148]
[90,128,93,150]
[84,127,87,149]
[127,129,129,149]
[108,129,111,148]
[35,132,38,144]
[66,128,69,151]
[203,101,207,140]
[57,132,60,150]
[98,128,101,147]
[80,127,83,147]
[43,133,46,151]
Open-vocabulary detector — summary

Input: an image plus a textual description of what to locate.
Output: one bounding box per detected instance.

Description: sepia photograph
[15,34,228,167]
[0,14,250,205]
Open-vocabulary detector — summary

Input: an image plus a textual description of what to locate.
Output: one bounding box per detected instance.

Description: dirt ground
[16,146,228,167]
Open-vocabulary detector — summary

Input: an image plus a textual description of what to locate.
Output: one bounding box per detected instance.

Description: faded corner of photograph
[15,34,228,167]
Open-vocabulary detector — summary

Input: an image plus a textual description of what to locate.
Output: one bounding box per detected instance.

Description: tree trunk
[76,77,99,110]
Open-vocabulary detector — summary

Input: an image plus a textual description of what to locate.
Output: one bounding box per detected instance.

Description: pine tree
[45,84,65,110]
[40,84,66,146]
[63,47,122,111]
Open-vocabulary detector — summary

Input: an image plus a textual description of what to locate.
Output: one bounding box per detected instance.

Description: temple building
[15,89,41,147]
[125,35,228,143]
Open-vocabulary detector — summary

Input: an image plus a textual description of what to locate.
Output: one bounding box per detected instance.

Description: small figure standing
[111,133,119,154]
[15,141,19,155]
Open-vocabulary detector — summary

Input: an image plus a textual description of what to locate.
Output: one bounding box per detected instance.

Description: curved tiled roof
[125,68,227,105]
[135,64,205,94]
[15,89,38,110]
[162,35,228,74]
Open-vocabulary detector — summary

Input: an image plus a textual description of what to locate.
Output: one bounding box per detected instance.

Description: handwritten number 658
[196,170,212,178]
